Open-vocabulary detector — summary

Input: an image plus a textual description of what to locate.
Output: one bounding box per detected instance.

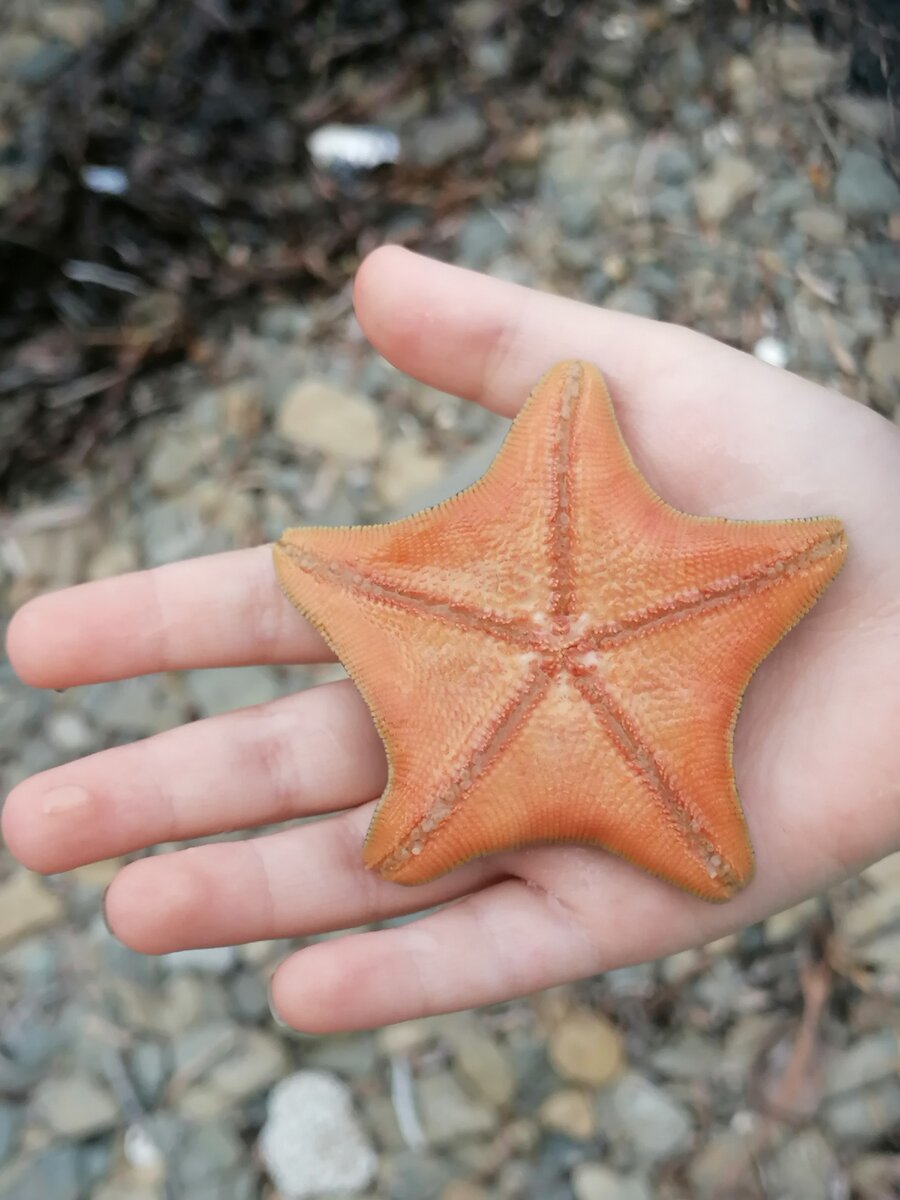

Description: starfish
[273,361,847,901]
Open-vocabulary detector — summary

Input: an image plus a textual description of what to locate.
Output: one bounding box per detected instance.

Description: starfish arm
[274,538,540,856]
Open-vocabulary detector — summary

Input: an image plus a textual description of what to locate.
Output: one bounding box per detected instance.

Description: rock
[276,378,382,460]
[761,177,816,214]
[452,1027,516,1107]
[376,433,445,512]
[772,30,845,100]
[141,499,208,566]
[571,1164,652,1200]
[595,1072,693,1165]
[219,380,264,441]
[304,1033,379,1079]
[81,675,187,736]
[87,539,140,580]
[541,114,637,234]
[183,665,281,717]
[693,155,757,224]
[0,1147,83,1200]
[201,1029,288,1104]
[647,185,693,221]
[163,946,239,978]
[46,708,95,754]
[442,1182,490,1200]
[172,1117,244,1188]
[726,55,762,114]
[823,1030,899,1098]
[538,1089,596,1139]
[827,94,891,140]
[603,285,659,319]
[792,207,847,245]
[0,1102,22,1166]
[32,1072,120,1138]
[753,336,790,369]
[458,209,514,268]
[229,969,270,1022]
[145,431,207,496]
[767,1129,841,1200]
[38,4,104,47]
[0,871,64,947]
[865,317,900,398]
[835,151,900,219]
[259,1071,377,1198]
[688,1130,751,1199]
[654,143,694,185]
[130,1040,169,1108]
[548,1010,625,1086]
[386,1150,458,1200]
[651,1032,721,1080]
[418,1071,498,1144]
[409,106,487,166]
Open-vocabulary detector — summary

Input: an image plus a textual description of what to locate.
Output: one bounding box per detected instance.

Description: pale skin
[4,246,900,1032]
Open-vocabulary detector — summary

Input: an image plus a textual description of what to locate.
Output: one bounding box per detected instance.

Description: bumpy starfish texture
[274,362,846,901]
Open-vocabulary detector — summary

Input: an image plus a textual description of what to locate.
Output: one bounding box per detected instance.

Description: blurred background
[1,1,898,1198]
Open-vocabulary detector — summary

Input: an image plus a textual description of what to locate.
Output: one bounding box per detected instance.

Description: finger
[2,680,382,874]
[269,877,596,1032]
[353,247,866,517]
[103,808,500,955]
[6,545,329,689]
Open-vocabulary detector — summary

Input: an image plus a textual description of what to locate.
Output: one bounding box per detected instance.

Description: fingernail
[268,983,315,1037]
[42,785,91,816]
[101,885,115,937]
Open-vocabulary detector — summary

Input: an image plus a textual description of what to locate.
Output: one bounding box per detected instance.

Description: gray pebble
[0,1102,23,1166]
[835,150,900,218]
[184,665,281,717]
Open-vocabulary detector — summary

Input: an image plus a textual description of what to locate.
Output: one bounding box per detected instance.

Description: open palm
[4,247,900,1032]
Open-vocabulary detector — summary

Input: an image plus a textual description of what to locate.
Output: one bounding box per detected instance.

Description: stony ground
[1,3,900,1200]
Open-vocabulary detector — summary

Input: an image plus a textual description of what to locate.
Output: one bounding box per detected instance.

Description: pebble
[417,1070,499,1144]
[0,871,64,947]
[792,206,847,245]
[145,429,207,495]
[548,1010,625,1087]
[386,1150,458,1200]
[218,380,264,441]
[538,1089,596,1139]
[595,1072,694,1164]
[276,378,383,460]
[753,336,790,368]
[766,1128,841,1200]
[452,1026,517,1107]
[376,433,445,512]
[259,1072,377,1198]
[834,151,900,219]
[0,1102,22,1166]
[865,317,900,399]
[693,155,757,223]
[458,208,514,268]
[408,106,487,166]
[772,29,845,101]
[0,1146,83,1200]
[32,1072,121,1138]
[571,1164,653,1200]
[183,664,281,717]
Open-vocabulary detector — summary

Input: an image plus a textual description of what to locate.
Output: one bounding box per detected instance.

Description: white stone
[259,1071,377,1199]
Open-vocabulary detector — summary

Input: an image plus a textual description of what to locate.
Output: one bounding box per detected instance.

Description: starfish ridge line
[370,669,552,875]
[275,526,844,657]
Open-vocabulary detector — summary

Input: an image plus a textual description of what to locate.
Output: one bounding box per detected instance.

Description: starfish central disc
[274,361,847,902]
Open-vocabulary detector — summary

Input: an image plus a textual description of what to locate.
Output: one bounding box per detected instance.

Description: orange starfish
[274,362,846,901]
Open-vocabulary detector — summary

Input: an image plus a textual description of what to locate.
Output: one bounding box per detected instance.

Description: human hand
[4,246,899,1031]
